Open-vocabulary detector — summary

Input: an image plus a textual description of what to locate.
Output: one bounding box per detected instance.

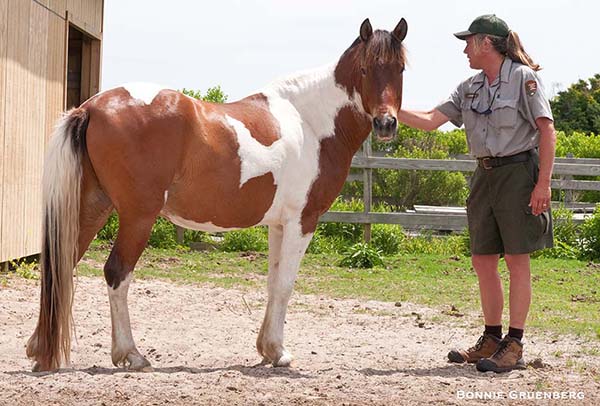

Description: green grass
[74,241,600,340]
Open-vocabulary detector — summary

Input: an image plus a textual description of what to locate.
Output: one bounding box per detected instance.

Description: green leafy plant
[148,218,178,249]
[371,224,405,255]
[10,259,39,280]
[578,205,600,261]
[338,242,384,268]
[181,86,228,103]
[97,212,119,242]
[221,227,268,252]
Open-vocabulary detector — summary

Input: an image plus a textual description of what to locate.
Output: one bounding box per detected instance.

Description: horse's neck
[264,65,370,149]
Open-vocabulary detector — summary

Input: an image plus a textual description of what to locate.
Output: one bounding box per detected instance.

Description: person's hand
[529,183,551,216]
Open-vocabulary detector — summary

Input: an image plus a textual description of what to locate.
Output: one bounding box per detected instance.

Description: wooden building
[0,0,104,264]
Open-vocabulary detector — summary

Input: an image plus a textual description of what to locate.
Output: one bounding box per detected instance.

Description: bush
[221,227,268,252]
[318,197,364,243]
[148,218,178,249]
[578,206,600,261]
[97,212,119,241]
[371,224,405,255]
[338,242,384,268]
[373,146,469,209]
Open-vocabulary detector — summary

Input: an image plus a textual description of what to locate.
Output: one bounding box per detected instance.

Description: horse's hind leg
[257,222,313,366]
[104,212,158,371]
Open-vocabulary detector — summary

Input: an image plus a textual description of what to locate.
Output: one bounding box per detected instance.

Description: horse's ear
[360,18,373,41]
[392,18,408,42]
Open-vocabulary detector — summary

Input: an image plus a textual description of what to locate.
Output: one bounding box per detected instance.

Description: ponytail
[487,31,541,71]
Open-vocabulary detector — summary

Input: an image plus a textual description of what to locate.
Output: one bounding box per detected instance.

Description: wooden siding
[0,0,101,262]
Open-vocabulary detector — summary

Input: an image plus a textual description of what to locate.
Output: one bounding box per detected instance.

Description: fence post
[564,152,574,205]
[175,226,185,244]
[363,134,373,243]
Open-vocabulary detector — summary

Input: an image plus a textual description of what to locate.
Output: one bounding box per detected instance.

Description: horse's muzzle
[372,114,397,141]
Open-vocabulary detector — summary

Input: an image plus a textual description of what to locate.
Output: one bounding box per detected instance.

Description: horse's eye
[360,67,367,76]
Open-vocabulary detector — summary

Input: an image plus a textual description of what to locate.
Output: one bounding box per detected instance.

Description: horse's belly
[160,172,278,230]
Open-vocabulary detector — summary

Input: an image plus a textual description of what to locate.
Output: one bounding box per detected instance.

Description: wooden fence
[321,139,600,236]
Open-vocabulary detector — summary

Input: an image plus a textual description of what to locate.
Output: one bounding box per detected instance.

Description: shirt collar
[472,57,513,86]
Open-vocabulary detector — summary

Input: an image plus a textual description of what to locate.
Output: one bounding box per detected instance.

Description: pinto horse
[27,18,408,372]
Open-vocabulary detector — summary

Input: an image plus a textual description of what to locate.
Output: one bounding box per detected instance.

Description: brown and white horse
[27,18,407,372]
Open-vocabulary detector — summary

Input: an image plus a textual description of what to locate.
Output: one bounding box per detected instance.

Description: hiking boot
[476,336,526,373]
[448,333,501,363]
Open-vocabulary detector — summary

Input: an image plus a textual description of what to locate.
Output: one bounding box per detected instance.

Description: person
[396,14,556,373]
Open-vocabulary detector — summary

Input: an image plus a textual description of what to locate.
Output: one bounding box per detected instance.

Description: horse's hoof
[273,350,294,367]
[125,353,153,372]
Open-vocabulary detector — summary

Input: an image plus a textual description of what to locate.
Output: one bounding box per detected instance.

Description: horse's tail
[26,108,89,371]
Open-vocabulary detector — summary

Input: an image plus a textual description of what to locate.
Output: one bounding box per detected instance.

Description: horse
[26,18,408,372]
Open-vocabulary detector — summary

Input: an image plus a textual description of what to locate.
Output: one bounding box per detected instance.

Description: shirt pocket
[460,100,478,132]
[492,98,519,130]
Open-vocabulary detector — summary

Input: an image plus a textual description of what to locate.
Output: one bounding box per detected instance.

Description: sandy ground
[1,273,599,405]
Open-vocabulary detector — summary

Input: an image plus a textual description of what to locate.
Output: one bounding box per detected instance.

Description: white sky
[102,0,598,116]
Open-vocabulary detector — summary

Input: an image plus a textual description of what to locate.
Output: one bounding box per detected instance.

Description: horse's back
[82,84,284,229]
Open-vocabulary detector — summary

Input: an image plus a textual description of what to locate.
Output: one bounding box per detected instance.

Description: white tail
[26,108,89,371]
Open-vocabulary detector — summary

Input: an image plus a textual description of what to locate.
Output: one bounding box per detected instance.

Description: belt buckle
[481,157,493,170]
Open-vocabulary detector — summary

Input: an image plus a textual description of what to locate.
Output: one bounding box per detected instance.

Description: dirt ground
[1,274,598,405]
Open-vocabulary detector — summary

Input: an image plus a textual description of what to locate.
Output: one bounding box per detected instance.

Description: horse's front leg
[257,222,313,366]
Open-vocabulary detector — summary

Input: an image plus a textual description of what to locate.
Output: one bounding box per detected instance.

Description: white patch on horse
[257,64,359,226]
[161,210,241,232]
[225,115,287,187]
[163,190,169,205]
[122,83,169,105]
[107,273,135,360]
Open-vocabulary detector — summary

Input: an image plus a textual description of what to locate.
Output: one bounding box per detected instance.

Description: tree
[181,85,228,103]
[550,74,600,134]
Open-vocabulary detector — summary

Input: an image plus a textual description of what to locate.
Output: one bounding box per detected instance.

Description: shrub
[148,218,178,249]
[338,242,384,268]
[306,230,349,254]
[318,197,364,243]
[578,206,600,261]
[371,224,405,255]
[221,227,268,252]
[97,212,119,241]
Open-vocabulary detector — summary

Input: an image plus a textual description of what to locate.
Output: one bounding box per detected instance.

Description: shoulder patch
[525,80,537,96]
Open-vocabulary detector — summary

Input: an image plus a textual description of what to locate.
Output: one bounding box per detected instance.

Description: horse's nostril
[373,117,383,129]
[389,117,397,128]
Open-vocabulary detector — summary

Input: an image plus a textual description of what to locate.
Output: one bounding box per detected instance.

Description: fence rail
[321,147,599,236]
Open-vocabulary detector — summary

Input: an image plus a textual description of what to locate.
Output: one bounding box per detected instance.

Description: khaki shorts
[466,152,553,255]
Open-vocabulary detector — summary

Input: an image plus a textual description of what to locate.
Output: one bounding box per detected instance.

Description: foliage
[181,86,228,103]
[10,258,39,280]
[371,224,405,255]
[555,131,600,158]
[372,146,468,209]
[97,212,119,242]
[338,242,384,268]
[317,198,365,244]
[537,207,581,259]
[148,218,178,249]
[550,74,600,135]
[578,206,600,261]
[221,227,269,252]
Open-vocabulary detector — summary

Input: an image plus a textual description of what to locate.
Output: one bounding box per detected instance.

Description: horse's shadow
[5,363,314,379]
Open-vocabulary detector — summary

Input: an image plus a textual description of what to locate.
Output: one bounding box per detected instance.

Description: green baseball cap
[454,14,510,40]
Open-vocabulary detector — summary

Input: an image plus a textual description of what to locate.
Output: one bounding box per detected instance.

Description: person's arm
[529,117,556,216]
[397,108,450,131]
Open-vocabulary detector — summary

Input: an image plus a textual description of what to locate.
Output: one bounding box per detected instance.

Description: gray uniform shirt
[436,58,553,158]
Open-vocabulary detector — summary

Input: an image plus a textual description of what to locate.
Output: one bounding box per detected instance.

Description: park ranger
[397,14,556,373]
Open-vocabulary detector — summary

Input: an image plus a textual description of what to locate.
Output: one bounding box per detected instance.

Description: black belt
[477,150,533,170]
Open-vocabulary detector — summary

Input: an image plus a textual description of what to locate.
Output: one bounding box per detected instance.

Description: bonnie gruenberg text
[456,390,585,400]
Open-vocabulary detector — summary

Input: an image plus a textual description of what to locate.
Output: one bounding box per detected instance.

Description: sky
[101,0,598,124]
